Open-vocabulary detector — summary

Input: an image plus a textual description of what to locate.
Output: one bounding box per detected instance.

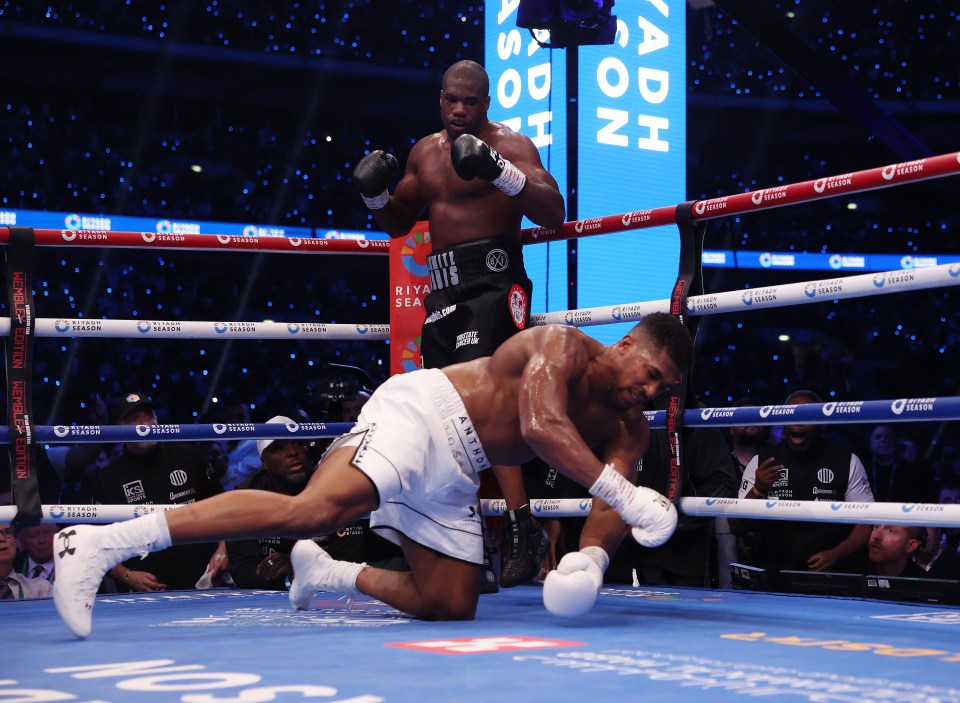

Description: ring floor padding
[4,584,960,702]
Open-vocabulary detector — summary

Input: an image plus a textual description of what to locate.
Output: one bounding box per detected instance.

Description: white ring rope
[0,318,389,340]
[2,263,956,338]
[4,497,959,527]
[483,498,960,527]
[529,263,960,329]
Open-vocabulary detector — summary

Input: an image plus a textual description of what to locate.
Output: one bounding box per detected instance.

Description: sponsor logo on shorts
[485,249,509,272]
[508,284,528,329]
[169,469,188,487]
[455,331,479,350]
[816,468,835,484]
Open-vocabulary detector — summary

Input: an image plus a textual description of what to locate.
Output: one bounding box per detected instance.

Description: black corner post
[5,226,42,526]
[663,202,707,503]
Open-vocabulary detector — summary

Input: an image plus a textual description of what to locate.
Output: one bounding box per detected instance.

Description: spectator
[227,416,405,590]
[728,399,772,477]
[718,398,772,585]
[914,482,960,580]
[867,524,928,578]
[613,397,739,587]
[1,523,53,600]
[94,391,228,591]
[217,399,261,491]
[737,389,874,573]
[14,523,58,583]
[865,424,937,504]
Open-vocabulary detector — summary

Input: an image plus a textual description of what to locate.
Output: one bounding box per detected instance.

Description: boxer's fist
[629,491,678,547]
[352,150,398,197]
[543,547,608,617]
[451,134,526,196]
[589,464,678,548]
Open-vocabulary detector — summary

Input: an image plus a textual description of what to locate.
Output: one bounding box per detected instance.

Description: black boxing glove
[450,134,527,197]
[352,150,399,209]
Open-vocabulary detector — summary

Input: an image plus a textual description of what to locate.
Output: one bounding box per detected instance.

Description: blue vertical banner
[577,0,686,343]
[486,1,686,338]
[485,3,569,316]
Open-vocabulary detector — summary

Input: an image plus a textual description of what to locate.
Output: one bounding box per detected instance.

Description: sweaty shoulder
[407,133,443,165]
[486,121,536,155]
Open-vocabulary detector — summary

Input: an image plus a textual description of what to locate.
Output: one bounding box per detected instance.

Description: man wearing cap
[227,416,404,589]
[93,391,228,591]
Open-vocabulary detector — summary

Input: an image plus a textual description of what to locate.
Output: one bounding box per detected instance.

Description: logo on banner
[508,285,528,330]
[55,320,70,333]
[64,214,81,230]
[949,263,960,278]
[290,238,302,247]
[611,305,622,320]
[157,220,172,233]
[285,421,299,433]
[213,424,227,434]
[873,273,887,288]
[401,231,431,276]
[137,322,152,334]
[136,425,152,437]
[759,253,773,268]
[287,323,300,334]
[215,322,228,334]
[401,337,422,373]
[741,291,753,306]
[217,234,232,244]
[54,425,71,437]
[356,324,369,334]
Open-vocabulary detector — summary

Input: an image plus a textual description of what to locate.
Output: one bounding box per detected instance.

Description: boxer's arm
[452,130,565,229]
[502,132,566,230]
[356,144,429,237]
[518,329,602,489]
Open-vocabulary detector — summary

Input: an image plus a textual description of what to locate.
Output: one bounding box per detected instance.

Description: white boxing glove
[543,546,610,617]
[589,463,678,548]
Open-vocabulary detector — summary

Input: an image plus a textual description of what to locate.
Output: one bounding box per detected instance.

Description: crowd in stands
[2,3,958,603]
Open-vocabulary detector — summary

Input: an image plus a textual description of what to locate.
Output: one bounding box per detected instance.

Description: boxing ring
[3,152,960,702]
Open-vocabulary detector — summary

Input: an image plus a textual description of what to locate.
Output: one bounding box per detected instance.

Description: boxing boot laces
[499,504,551,588]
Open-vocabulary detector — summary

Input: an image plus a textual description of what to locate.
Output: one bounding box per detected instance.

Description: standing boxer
[352,59,566,587]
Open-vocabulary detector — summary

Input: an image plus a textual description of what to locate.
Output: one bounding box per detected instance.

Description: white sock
[104,512,173,559]
[334,561,367,595]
